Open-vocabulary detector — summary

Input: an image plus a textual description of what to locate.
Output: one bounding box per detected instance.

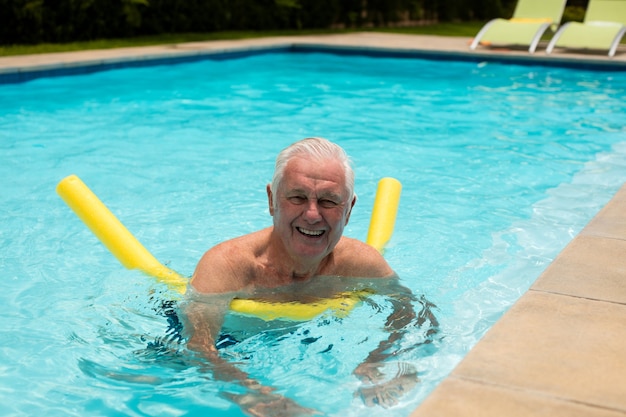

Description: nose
[303,200,322,222]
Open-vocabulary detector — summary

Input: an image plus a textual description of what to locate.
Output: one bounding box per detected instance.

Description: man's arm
[184,294,320,417]
[190,240,250,294]
[187,237,287,397]
[185,295,272,387]
[333,237,395,278]
[352,279,439,408]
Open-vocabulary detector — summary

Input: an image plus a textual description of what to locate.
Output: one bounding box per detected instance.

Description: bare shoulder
[331,236,395,278]
[191,230,267,293]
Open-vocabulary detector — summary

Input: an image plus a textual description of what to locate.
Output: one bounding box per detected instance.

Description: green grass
[373,22,484,37]
[0,22,484,57]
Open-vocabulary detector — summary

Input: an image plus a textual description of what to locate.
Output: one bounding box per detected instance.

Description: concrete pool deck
[2,32,625,416]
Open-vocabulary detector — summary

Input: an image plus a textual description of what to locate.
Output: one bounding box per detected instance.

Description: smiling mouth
[296,227,325,237]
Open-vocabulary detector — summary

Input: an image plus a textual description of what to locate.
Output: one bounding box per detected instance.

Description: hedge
[2,0,568,45]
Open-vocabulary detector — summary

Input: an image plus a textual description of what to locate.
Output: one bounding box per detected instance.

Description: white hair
[270,137,355,208]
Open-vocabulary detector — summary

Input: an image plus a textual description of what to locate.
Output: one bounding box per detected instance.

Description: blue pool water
[1,50,626,416]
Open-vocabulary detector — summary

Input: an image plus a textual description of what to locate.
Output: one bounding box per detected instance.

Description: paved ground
[3,32,625,417]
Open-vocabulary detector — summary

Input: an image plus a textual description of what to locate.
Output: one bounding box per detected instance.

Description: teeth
[298,227,324,236]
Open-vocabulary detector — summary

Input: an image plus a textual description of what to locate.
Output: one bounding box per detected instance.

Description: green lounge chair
[470,0,567,53]
[546,0,626,57]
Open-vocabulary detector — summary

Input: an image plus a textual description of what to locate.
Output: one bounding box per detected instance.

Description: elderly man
[191,136,393,292]
[186,137,428,416]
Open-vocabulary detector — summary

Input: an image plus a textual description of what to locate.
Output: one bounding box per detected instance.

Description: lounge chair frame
[546,0,626,57]
[470,19,553,53]
[547,22,626,57]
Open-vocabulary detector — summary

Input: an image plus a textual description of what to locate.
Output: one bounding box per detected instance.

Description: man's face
[268,155,355,263]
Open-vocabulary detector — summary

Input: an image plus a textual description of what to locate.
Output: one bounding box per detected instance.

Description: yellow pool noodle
[229,290,371,322]
[56,175,188,294]
[57,174,401,320]
[366,177,402,254]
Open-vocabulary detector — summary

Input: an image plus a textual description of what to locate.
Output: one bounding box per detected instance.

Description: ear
[266,184,275,216]
[344,194,357,225]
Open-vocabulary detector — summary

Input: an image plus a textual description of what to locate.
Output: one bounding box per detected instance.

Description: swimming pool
[1,49,625,416]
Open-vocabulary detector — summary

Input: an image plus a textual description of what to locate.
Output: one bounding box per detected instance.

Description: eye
[318,199,339,208]
[288,196,306,204]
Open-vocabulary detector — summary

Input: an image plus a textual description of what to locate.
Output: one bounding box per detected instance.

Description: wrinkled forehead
[281,156,350,198]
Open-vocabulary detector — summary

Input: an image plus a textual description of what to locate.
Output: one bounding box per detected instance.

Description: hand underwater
[355,362,419,408]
